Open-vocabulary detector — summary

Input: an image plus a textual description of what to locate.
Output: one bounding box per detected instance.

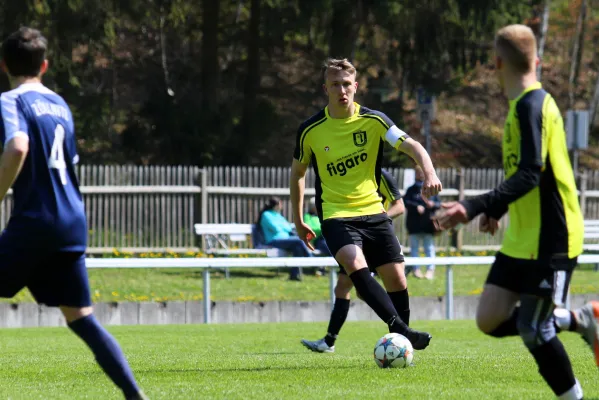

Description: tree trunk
[236,0,261,164]
[568,0,587,109]
[201,0,220,113]
[328,0,362,61]
[573,0,587,89]
[536,0,550,80]
[589,73,599,129]
[159,8,174,97]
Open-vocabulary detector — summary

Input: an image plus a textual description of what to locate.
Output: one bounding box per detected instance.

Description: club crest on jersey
[353,130,367,147]
[324,146,330,152]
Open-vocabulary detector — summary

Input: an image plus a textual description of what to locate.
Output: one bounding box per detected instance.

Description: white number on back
[48,124,67,185]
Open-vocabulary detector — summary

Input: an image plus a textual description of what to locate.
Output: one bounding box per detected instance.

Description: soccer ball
[373,333,414,368]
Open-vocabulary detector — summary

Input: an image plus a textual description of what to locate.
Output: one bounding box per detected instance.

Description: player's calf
[377,262,410,326]
[475,284,519,335]
[517,297,583,399]
[62,307,146,400]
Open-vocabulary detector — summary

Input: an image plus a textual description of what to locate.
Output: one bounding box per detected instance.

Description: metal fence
[200,166,599,252]
[0,165,598,253]
[88,254,599,322]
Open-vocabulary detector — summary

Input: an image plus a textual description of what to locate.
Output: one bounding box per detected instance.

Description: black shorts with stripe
[321,213,404,275]
[486,252,577,306]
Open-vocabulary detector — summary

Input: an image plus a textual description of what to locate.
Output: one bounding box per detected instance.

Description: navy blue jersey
[0,82,86,251]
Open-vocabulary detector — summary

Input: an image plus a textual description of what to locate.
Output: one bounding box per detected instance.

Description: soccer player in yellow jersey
[433,25,598,399]
[290,58,442,350]
[301,169,406,353]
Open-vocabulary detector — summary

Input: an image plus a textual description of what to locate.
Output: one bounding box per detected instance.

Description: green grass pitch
[0,320,597,399]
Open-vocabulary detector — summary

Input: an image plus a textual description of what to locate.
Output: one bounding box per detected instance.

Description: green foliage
[0,1,537,165]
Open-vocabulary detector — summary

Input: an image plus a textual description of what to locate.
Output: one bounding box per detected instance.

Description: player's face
[324,70,358,109]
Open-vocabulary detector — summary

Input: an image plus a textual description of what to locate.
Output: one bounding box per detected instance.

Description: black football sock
[488,307,519,337]
[324,298,350,347]
[388,289,410,326]
[349,268,408,332]
[69,315,140,398]
[529,337,578,397]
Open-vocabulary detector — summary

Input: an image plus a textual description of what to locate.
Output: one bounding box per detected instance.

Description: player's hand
[431,201,469,231]
[424,199,434,208]
[479,215,500,236]
[295,222,316,251]
[421,173,442,198]
[417,205,425,215]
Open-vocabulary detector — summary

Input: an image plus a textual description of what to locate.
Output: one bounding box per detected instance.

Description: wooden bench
[194,223,329,278]
[583,221,599,268]
[194,223,288,257]
[194,223,292,278]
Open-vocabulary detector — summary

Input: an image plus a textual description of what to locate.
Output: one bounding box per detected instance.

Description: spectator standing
[403,166,440,279]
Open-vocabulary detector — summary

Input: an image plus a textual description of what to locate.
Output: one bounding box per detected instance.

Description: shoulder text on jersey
[30,99,70,122]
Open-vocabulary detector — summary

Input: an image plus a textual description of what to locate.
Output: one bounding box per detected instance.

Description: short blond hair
[323,58,356,81]
[495,24,537,73]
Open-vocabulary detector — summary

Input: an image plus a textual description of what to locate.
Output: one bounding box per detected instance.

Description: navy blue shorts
[0,241,91,308]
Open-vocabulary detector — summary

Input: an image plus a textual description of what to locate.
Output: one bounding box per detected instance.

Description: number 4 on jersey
[48,124,67,185]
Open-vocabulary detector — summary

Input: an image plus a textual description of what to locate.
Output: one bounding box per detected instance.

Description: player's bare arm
[433,97,543,231]
[386,198,405,219]
[0,136,28,201]
[290,159,315,250]
[398,137,442,197]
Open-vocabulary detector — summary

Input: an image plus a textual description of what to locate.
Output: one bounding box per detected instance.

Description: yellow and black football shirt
[294,103,409,220]
[462,82,583,260]
[380,169,402,211]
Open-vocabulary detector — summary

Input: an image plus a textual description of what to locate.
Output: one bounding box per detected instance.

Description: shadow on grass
[158,269,280,279]
[157,268,325,280]
[140,364,358,374]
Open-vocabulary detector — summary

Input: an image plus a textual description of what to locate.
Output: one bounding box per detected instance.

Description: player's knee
[61,306,93,324]
[476,312,498,335]
[335,245,367,274]
[475,296,514,335]
[517,315,556,350]
[334,278,353,299]
[384,275,407,292]
[376,263,407,292]
[476,306,509,335]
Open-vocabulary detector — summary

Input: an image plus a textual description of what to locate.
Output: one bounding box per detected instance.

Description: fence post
[580,171,587,218]
[451,168,464,250]
[203,268,211,324]
[199,168,208,253]
[445,265,454,320]
[201,168,208,224]
[329,267,337,312]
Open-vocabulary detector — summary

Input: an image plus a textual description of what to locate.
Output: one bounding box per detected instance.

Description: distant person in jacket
[258,196,313,281]
[403,166,440,279]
